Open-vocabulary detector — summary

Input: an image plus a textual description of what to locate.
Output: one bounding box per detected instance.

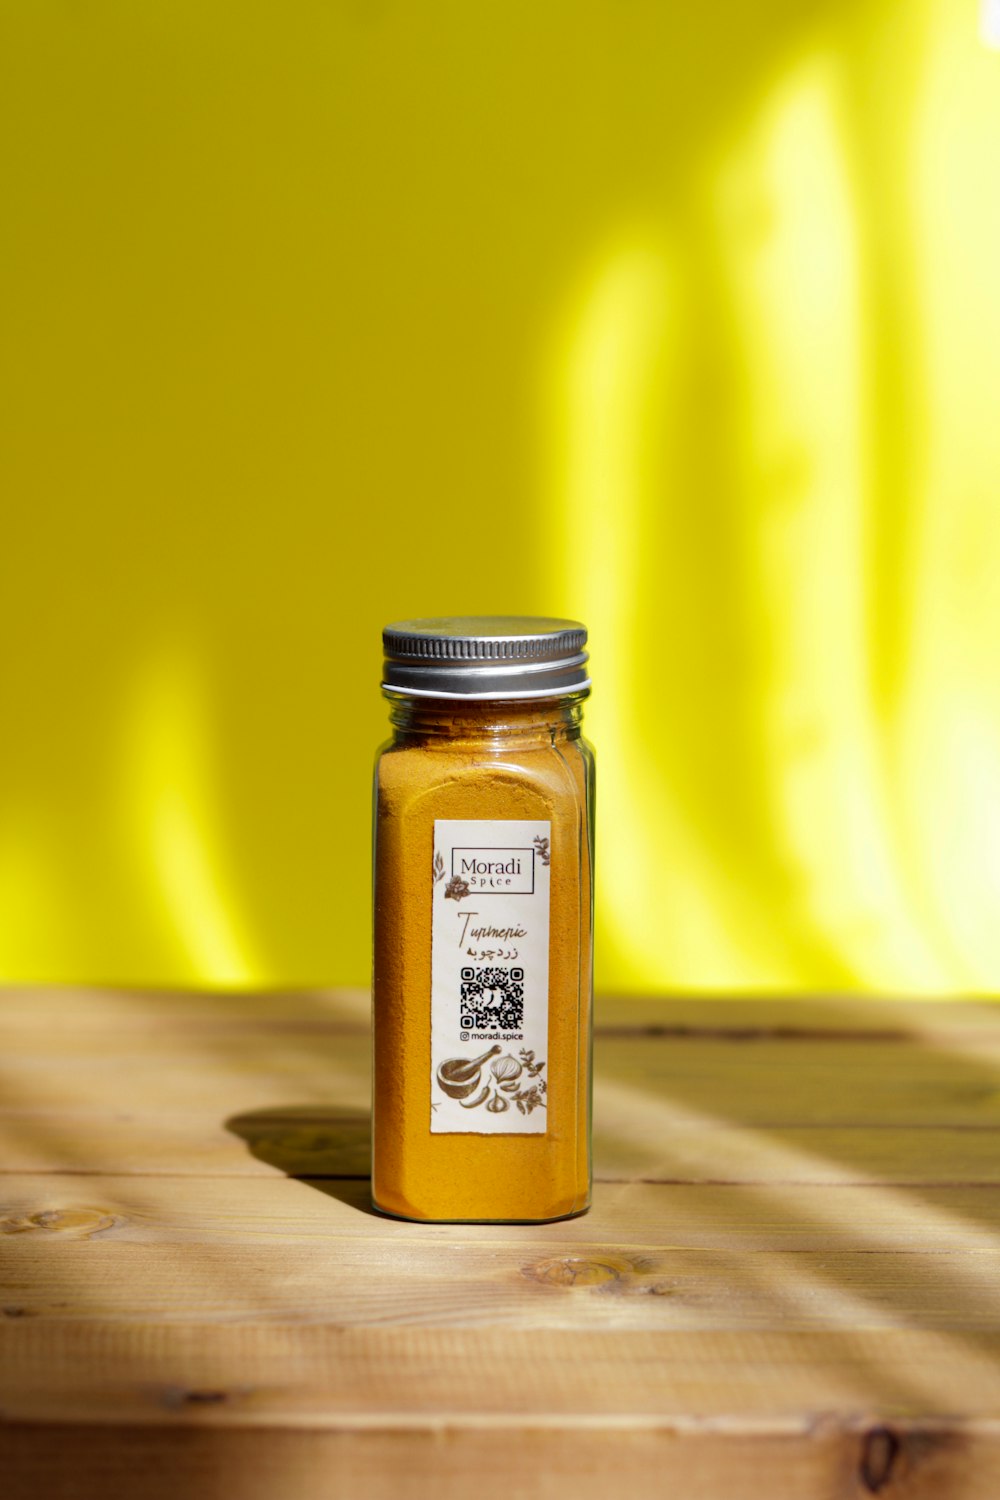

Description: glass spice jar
[371,617,595,1223]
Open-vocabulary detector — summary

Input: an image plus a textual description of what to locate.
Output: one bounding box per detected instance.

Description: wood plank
[5,1174,1000,1252]
[4,1323,1000,1424]
[595,993,1000,1038]
[5,1240,1000,1332]
[0,1106,372,1178]
[595,1121,1000,1185]
[7,1108,1000,1185]
[5,1417,998,1500]
[3,1416,995,1500]
[0,987,372,1029]
[592,1034,1000,1128]
[2,986,1000,1036]
[0,1032,373,1113]
[3,1176,1000,1332]
[2,1030,1000,1127]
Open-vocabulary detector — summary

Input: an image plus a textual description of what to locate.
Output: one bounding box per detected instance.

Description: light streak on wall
[981,0,1000,49]
[122,649,258,986]
[548,244,803,989]
[549,1,1000,994]
[722,54,952,990]
[902,0,1000,985]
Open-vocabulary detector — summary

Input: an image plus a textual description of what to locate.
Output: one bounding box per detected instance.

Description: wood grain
[2,987,1000,1499]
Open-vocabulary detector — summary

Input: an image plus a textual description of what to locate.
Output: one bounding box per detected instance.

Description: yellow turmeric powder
[372,618,595,1222]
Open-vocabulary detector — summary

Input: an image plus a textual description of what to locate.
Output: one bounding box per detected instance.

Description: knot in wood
[860,1426,900,1493]
[524,1255,632,1288]
[161,1386,233,1411]
[0,1207,122,1238]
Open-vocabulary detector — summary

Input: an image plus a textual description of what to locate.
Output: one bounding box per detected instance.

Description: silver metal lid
[382,616,590,699]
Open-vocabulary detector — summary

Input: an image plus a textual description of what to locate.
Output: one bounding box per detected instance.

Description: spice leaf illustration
[517,1084,546,1114]
[532,835,550,866]
[433,850,446,884]
[444,876,470,901]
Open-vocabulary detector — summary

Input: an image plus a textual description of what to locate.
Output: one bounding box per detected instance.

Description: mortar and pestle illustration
[436,1045,502,1102]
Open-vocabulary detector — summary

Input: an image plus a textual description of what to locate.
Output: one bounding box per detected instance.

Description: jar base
[370,1191,592,1226]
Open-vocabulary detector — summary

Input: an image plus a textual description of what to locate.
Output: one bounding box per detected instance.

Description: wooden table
[2,989,1000,1497]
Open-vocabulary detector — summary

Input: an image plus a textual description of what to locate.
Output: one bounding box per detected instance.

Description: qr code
[460,966,524,1031]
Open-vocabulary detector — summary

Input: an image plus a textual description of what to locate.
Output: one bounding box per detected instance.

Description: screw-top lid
[382,616,590,699]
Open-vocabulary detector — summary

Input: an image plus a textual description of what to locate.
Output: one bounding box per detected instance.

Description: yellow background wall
[2,0,999,994]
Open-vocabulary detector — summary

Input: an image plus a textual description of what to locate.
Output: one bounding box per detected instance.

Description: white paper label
[430,818,550,1134]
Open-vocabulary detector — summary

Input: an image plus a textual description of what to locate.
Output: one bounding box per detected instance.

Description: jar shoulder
[375,737,591,821]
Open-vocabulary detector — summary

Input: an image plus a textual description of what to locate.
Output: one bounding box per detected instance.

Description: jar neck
[385,690,587,747]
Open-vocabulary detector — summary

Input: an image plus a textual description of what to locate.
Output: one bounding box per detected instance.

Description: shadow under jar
[371,617,595,1223]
